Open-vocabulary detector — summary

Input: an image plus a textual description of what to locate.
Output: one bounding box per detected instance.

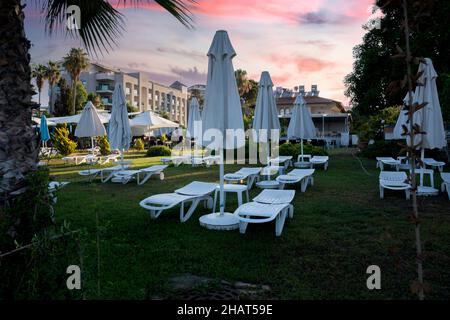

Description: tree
[44,61,61,115]
[345,0,450,122]
[235,69,253,103]
[0,0,194,200]
[87,92,104,109]
[69,81,88,113]
[189,88,204,107]
[31,64,47,107]
[62,48,89,115]
[53,78,71,117]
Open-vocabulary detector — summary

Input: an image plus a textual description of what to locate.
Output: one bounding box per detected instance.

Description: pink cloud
[296,57,334,73]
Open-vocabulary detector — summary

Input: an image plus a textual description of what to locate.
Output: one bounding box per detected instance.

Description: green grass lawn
[49,149,450,299]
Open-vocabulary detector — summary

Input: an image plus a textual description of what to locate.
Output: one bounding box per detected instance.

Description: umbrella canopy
[108,83,132,151]
[40,114,50,142]
[48,112,110,125]
[130,111,179,130]
[186,97,202,141]
[287,95,316,157]
[252,71,280,142]
[201,30,244,150]
[414,58,446,150]
[199,30,244,230]
[287,95,315,140]
[393,92,415,140]
[75,101,107,138]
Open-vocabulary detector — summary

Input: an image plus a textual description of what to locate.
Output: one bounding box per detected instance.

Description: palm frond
[117,0,196,28]
[42,0,125,55]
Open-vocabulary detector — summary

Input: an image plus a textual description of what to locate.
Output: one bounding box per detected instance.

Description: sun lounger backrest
[175,181,217,196]
[253,189,295,204]
[288,169,315,176]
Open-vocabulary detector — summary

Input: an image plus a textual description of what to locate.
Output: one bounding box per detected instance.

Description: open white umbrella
[186,97,202,142]
[287,95,316,157]
[130,111,179,130]
[199,30,244,230]
[75,101,106,155]
[109,83,132,163]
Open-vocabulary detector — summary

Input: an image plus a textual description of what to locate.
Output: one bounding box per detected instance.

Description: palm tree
[0,0,194,200]
[235,69,253,102]
[44,60,61,115]
[62,48,89,115]
[31,64,47,107]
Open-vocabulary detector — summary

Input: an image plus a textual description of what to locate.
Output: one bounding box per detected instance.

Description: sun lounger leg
[379,186,384,199]
[180,198,203,222]
[405,190,410,200]
[239,218,249,234]
[275,209,287,237]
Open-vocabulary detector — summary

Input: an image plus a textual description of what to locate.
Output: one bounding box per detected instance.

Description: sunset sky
[25,0,378,107]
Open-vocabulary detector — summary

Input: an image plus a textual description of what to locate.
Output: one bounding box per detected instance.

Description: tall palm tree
[63,48,89,115]
[44,60,61,115]
[31,64,47,107]
[0,0,194,200]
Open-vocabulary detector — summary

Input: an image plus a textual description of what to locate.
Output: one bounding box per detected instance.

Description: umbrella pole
[91,137,95,156]
[301,139,304,159]
[219,150,225,216]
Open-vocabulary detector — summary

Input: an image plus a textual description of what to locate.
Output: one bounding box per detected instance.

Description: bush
[146,146,171,157]
[359,140,403,159]
[134,138,145,151]
[52,124,77,156]
[96,136,110,156]
[278,143,328,159]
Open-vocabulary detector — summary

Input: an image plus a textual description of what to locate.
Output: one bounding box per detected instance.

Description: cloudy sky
[25,0,378,106]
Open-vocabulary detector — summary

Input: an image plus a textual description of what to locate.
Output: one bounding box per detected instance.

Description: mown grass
[49,149,450,299]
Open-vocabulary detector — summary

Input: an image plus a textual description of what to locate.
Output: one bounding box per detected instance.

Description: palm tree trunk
[72,80,77,115]
[49,84,54,115]
[0,0,39,201]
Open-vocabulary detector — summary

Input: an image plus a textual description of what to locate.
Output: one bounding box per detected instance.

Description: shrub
[278,143,328,159]
[134,138,145,151]
[359,140,403,159]
[96,136,110,156]
[52,124,77,156]
[146,146,171,157]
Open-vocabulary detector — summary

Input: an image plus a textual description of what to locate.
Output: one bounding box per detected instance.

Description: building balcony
[96,84,114,93]
[95,72,115,81]
[101,98,112,105]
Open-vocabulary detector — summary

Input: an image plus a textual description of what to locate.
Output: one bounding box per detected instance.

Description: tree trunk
[49,84,54,115]
[0,0,39,202]
[71,79,77,115]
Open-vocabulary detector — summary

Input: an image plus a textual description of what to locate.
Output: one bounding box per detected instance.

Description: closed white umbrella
[287,95,316,157]
[199,30,244,230]
[109,83,132,163]
[252,71,280,142]
[393,92,417,140]
[75,101,106,155]
[186,97,202,142]
[414,58,446,157]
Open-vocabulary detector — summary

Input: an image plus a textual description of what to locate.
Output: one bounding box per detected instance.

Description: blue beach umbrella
[40,114,50,143]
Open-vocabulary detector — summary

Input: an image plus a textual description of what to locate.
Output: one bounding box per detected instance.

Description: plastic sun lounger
[110,165,168,185]
[192,155,221,167]
[78,165,130,182]
[379,171,411,200]
[441,173,450,200]
[376,157,400,171]
[276,169,315,192]
[224,167,262,189]
[161,155,191,167]
[96,154,120,165]
[269,156,293,170]
[412,168,439,197]
[310,156,330,170]
[423,158,446,172]
[294,154,312,168]
[234,189,296,237]
[139,181,217,222]
[48,181,70,204]
[62,155,90,165]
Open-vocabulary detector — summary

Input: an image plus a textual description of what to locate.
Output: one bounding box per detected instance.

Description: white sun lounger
[379,171,411,200]
[310,156,330,170]
[376,157,400,171]
[96,154,120,165]
[192,155,221,167]
[78,165,130,182]
[110,165,168,185]
[269,156,293,171]
[441,172,450,200]
[412,168,439,197]
[294,154,312,168]
[423,158,446,172]
[48,181,70,204]
[161,155,191,167]
[62,155,92,165]
[234,189,296,237]
[276,169,315,192]
[224,167,262,189]
[139,181,217,222]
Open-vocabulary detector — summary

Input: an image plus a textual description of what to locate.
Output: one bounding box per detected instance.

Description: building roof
[276,96,346,113]
[170,81,187,89]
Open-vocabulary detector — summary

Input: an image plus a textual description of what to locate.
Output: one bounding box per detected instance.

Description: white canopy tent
[199,30,244,231]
